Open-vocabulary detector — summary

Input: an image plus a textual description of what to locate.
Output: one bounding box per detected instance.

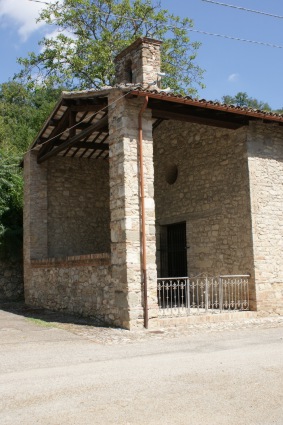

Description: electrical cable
[27,0,50,4]
[187,29,283,49]
[26,0,283,49]
[201,0,283,20]
[25,87,134,155]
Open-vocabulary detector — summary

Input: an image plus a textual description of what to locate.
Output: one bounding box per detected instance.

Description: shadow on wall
[0,260,23,301]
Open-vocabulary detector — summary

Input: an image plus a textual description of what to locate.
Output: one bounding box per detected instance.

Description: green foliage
[221,92,271,111]
[17,0,205,96]
[0,81,62,260]
[0,149,23,260]
[0,82,62,153]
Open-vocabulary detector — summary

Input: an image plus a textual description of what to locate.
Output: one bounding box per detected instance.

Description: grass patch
[26,317,54,328]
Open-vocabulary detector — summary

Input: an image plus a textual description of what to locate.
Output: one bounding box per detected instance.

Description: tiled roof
[129,87,283,122]
[29,84,283,164]
[61,84,283,122]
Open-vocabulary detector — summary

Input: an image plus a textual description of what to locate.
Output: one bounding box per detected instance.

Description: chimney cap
[114,37,162,63]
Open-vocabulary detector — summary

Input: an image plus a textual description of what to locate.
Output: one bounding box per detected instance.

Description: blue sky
[0,0,282,109]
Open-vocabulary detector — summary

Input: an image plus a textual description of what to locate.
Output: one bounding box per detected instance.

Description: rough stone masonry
[22,37,283,329]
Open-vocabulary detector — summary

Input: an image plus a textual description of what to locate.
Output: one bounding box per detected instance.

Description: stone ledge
[30,253,111,268]
[156,311,257,328]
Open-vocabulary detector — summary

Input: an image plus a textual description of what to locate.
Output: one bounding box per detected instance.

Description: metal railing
[157,274,250,317]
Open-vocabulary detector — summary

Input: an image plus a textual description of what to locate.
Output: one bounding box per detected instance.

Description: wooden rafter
[90,133,109,159]
[64,110,89,157]
[39,109,70,145]
[53,140,109,151]
[37,114,108,163]
[39,109,70,158]
[69,110,76,138]
[79,132,103,158]
[37,109,71,159]
[70,103,107,112]
[153,118,163,132]
[151,109,243,130]
[78,131,105,158]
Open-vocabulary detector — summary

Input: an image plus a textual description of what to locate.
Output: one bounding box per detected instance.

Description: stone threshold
[156,311,257,328]
[30,253,110,268]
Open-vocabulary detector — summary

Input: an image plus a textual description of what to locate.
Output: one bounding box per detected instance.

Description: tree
[222,92,271,111]
[0,82,63,259]
[0,81,62,153]
[0,149,23,260]
[17,0,204,96]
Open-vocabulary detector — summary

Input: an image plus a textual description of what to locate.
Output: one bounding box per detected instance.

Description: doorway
[160,222,188,277]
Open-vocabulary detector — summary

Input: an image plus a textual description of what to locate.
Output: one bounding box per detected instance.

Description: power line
[27,88,134,155]
[201,0,283,19]
[29,0,283,22]
[188,29,283,49]
[26,0,283,49]
[27,0,50,4]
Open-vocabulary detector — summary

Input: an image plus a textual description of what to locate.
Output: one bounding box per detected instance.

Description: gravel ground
[1,301,283,425]
[1,300,283,344]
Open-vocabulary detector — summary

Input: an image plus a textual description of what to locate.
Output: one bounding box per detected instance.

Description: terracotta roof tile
[128,87,283,121]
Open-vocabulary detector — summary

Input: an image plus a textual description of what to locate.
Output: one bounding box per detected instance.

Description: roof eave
[29,88,112,151]
[129,90,283,125]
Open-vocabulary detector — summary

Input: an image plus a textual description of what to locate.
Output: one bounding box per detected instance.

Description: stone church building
[24,38,283,329]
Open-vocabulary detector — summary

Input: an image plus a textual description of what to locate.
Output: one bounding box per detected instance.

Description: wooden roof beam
[152,109,244,130]
[153,118,163,132]
[37,114,108,163]
[53,140,109,151]
[38,109,70,145]
[79,132,104,158]
[91,133,110,159]
[70,103,107,112]
[36,109,71,159]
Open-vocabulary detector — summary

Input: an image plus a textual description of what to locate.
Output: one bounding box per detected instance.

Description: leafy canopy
[17,0,204,95]
[0,82,62,259]
[0,81,63,153]
[0,149,23,260]
[221,92,271,111]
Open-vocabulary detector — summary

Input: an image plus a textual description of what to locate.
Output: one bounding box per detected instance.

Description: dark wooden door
[160,222,187,277]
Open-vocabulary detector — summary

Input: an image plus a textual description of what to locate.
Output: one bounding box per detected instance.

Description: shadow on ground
[0,300,111,329]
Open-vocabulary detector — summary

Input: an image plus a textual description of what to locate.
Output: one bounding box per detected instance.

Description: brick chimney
[114,37,162,87]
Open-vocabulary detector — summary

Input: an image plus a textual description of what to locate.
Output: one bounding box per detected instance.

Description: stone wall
[24,151,115,325]
[23,115,283,324]
[47,157,110,257]
[23,150,48,263]
[154,120,254,280]
[115,38,162,87]
[247,122,283,315]
[27,254,118,324]
[0,260,23,300]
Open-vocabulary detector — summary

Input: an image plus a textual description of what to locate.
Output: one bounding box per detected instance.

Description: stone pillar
[23,150,48,303]
[247,122,283,315]
[108,89,158,329]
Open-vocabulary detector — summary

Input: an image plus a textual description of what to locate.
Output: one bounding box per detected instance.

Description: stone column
[247,122,283,315]
[23,150,48,304]
[108,89,158,329]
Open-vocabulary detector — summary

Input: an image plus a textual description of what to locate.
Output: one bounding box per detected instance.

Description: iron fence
[157,274,250,317]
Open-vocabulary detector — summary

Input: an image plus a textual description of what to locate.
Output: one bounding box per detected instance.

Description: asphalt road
[1,307,283,425]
